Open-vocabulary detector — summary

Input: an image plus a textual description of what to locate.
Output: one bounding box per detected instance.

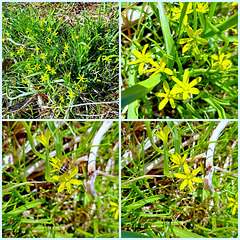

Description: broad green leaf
[121,73,161,109]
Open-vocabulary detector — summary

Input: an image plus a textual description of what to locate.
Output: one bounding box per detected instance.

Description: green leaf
[121,230,150,238]
[172,226,205,238]
[121,74,161,109]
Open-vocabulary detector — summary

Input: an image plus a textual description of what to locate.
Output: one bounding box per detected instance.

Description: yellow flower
[109,200,119,220]
[77,74,87,83]
[68,90,75,100]
[34,129,53,148]
[64,43,70,51]
[145,58,173,76]
[52,31,58,36]
[171,3,193,25]
[196,3,209,13]
[62,52,66,59]
[179,25,208,54]
[41,53,47,60]
[47,26,51,32]
[52,168,83,194]
[170,153,187,169]
[45,65,51,72]
[34,63,41,70]
[128,44,153,75]
[171,69,202,100]
[17,46,25,55]
[51,68,56,75]
[155,81,183,111]
[153,125,171,143]
[174,162,203,191]
[211,52,232,70]
[47,38,52,44]
[227,193,238,215]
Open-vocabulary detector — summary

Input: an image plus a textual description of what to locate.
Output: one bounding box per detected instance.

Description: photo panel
[121,121,238,238]
[2,121,119,237]
[121,2,238,119]
[2,2,119,119]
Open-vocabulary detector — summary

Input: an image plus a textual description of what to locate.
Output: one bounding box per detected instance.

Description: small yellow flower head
[52,168,83,194]
[51,68,56,75]
[211,52,232,70]
[52,31,58,36]
[41,53,47,60]
[68,90,75,100]
[170,153,188,169]
[155,81,183,111]
[34,129,53,148]
[45,65,51,72]
[174,162,203,191]
[64,43,70,51]
[128,44,153,75]
[47,26,51,32]
[171,69,202,100]
[179,25,208,54]
[196,3,209,13]
[145,58,173,76]
[47,38,52,44]
[153,125,171,143]
[77,73,87,83]
[109,200,119,220]
[171,3,193,25]
[62,52,66,59]
[227,192,238,215]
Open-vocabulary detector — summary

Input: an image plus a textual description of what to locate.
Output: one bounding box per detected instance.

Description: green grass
[121,121,238,238]
[2,121,119,238]
[121,2,238,119]
[3,3,119,119]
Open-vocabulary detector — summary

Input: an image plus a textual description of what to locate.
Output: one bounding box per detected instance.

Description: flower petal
[184,162,190,175]
[182,43,191,53]
[192,166,202,176]
[180,179,188,190]
[175,173,187,179]
[169,98,176,108]
[196,37,208,45]
[192,177,203,183]
[186,25,194,37]
[172,76,184,87]
[189,77,202,87]
[164,68,173,75]
[189,87,200,95]
[158,97,168,111]
[163,81,170,93]
[194,29,203,37]
[138,62,145,75]
[156,92,166,98]
[188,180,194,191]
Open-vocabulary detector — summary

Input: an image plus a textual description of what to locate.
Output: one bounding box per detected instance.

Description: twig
[204,121,230,192]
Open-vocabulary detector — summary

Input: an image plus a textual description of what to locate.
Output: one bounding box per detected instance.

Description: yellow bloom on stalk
[52,168,83,194]
[145,58,173,76]
[109,200,119,220]
[171,3,193,25]
[77,74,86,83]
[45,65,51,72]
[227,193,238,215]
[64,43,70,51]
[196,3,209,13]
[211,52,232,70]
[68,90,75,100]
[41,53,47,60]
[153,125,171,143]
[128,44,153,75]
[179,25,208,54]
[47,38,52,44]
[171,69,202,100]
[170,153,187,169]
[155,81,183,111]
[174,162,203,191]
